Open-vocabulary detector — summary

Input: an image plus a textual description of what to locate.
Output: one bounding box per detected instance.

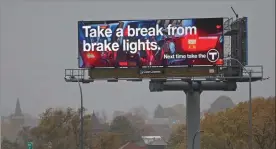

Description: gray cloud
[0,0,275,118]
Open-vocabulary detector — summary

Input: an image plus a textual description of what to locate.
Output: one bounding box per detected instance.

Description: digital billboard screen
[78,18,224,68]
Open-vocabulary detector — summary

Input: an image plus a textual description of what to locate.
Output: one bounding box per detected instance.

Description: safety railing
[64,69,85,79]
[64,65,264,83]
[223,17,233,34]
[243,65,263,78]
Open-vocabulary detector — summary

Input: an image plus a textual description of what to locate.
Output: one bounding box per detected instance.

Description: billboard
[78,18,224,69]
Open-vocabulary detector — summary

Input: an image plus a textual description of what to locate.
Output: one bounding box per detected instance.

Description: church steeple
[91,111,103,133]
[11,98,24,126]
[14,98,23,116]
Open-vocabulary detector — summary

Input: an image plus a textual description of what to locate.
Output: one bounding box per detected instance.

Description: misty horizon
[0,0,275,123]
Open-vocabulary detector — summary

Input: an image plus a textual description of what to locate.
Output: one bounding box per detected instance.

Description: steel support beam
[149,81,238,149]
[185,90,201,149]
[149,81,237,92]
[163,81,237,91]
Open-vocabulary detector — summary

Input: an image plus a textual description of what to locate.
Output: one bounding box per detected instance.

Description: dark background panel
[194,18,223,34]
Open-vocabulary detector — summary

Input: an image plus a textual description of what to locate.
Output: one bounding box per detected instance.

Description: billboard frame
[77,17,228,79]
[78,17,225,68]
[88,66,219,79]
[64,65,264,82]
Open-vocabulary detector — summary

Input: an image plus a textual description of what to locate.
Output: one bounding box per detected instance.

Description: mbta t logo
[207,49,220,63]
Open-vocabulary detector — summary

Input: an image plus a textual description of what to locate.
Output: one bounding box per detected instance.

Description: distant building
[118,142,147,149]
[112,111,125,120]
[145,118,170,126]
[143,118,172,141]
[11,98,25,126]
[145,124,171,142]
[91,112,108,134]
[118,136,167,149]
[142,136,166,144]
[1,98,39,141]
[208,96,235,114]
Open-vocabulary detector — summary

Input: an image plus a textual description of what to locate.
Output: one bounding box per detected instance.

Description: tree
[130,106,149,120]
[170,104,186,118]
[11,107,126,149]
[1,138,19,149]
[17,126,32,148]
[168,96,275,149]
[112,111,125,120]
[95,111,100,119]
[208,96,235,114]
[101,110,108,123]
[160,104,186,124]
[109,116,141,144]
[163,107,178,118]
[17,107,94,149]
[124,113,145,129]
[200,96,275,149]
[154,104,165,118]
[1,120,20,142]
[251,97,275,149]
[93,132,122,149]
[167,124,186,149]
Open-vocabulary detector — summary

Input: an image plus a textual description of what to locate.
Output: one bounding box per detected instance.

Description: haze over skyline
[0,0,275,118]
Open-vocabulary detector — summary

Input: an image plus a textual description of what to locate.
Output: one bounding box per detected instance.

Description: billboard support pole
[184,89,201,149]
[151,80,238,149]
[64,65,266,149]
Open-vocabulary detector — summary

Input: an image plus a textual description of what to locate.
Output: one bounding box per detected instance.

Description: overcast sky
[0,0,275,119]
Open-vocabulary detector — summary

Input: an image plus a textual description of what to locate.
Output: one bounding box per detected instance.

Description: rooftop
[142,136,167,145]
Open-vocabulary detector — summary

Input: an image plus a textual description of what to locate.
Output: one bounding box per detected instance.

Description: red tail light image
[216,25,221,29]
[177,36,219,52]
